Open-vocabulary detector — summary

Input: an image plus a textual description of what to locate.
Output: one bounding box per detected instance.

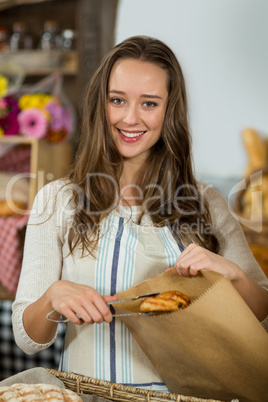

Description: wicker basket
[232,168,268,277]
[47,369,223,402]
[233,167,268,247]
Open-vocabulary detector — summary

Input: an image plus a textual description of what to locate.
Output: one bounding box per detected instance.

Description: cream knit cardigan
[12,180,268,357]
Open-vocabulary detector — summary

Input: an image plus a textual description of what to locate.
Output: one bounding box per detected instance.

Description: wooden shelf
[0,0,119,100]
[0,0,56,12]
[22,68,76,76]
[0,50,78,76]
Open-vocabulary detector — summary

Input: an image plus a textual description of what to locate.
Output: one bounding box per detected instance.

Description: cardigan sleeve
[12,180,73,354]
[203,184,268,331]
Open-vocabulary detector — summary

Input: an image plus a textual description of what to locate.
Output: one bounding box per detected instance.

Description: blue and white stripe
[62,210,183,392]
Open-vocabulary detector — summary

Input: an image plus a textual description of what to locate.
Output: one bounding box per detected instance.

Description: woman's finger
[175,248,213,277]
[103,295,118,303]
[94,297,114,323]
[175,250,202,272]
[59,307,86,325]
[176,243,197,261]
[175,244,202,269]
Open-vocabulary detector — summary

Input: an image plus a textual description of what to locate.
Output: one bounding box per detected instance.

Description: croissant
[155,290,190,308]
[140,297,179,312]
[140,290,191,313]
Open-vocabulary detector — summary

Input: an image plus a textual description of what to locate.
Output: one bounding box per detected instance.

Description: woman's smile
[117,128,147,142]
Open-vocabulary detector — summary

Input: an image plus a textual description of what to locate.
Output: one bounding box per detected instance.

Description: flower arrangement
[0,75,9,98]
[0,74,74,143]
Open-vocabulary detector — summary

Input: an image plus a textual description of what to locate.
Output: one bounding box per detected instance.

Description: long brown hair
[68,35,219,256]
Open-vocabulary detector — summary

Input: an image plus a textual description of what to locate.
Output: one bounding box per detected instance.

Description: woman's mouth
[117,128,146,143]
[117,128,146,142]
[118,129,146,138]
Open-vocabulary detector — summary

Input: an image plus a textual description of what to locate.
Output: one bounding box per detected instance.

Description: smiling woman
[107,59,168,164]
[12,35,268,394]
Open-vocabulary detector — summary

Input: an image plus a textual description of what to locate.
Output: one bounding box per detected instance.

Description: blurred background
[0,0,267,381]
[116,0,268,195]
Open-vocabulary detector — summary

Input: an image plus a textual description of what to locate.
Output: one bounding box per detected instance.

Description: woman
[12,36,268,392]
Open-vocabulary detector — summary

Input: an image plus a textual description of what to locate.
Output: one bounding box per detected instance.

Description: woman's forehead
[108,58,169,95]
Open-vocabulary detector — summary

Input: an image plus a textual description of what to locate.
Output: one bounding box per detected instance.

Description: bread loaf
[242,128,267,177]
[0,383,82,401]
[0,200,26,216]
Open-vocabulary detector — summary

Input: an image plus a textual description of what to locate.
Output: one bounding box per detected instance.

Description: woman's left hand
[174,243,243,283]
[172,243,268,322]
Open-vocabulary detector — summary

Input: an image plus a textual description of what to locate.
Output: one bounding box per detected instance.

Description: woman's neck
[120,160,144,206]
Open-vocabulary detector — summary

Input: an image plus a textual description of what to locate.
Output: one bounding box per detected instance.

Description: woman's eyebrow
[141,94,162,100]
[108,90,125,95]
[108,90,162,99]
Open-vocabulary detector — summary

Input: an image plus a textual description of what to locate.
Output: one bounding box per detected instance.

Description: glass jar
[61,29,76,51]
[40,20,62,50]
[0,26,9,52]
[10,22,33,51]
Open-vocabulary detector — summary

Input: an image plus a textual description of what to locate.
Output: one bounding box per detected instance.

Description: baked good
[139,297,179,312]
[0,383,82,401]
[155,290,190,308]
[242,128,267,177]
[139,290,190,313]
[0,200,27,216]
[0,171,29,214]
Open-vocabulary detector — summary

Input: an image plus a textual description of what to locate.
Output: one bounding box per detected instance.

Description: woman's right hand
[47,280,118,325]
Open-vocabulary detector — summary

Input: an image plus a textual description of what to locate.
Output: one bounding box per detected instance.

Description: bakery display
[0,199,27,216]
[0,171,29,216]
[240,128,268,218]
[242,128,267,178]
[139,290,191,313]
[0,383,82,401]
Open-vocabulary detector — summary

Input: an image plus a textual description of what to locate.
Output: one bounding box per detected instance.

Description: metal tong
[46,292,162,323]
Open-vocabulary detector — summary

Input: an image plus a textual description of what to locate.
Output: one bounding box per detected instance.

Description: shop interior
[0,0,118,380]
[0,0,267,396]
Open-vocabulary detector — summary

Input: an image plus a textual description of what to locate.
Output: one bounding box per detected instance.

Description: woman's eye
[144,101,157,108]
[111,98,124,105]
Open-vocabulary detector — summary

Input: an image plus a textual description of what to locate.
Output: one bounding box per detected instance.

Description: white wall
[115,0,268,181]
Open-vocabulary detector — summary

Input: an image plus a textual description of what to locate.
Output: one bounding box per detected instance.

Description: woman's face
[107,58,168,164]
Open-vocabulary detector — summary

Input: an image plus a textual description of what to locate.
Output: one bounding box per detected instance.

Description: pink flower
[45,101,64,131]
[62,107,73,134]
[18,107,48,139]
[0,98,7,109]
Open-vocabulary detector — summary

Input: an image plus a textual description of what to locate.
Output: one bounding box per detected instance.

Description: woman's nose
[123,105,140,125]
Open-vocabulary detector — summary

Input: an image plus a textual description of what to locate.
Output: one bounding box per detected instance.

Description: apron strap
[168,225,185,253]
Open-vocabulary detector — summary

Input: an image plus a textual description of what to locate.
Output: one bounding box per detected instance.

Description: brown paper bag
[114,269,268,402]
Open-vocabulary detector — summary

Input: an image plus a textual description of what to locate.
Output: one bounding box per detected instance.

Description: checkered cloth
[0,145,31,173]
[0,300,65,381]
[0,144,65,382]
[0,144,31,295]
[0,214,29,295]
